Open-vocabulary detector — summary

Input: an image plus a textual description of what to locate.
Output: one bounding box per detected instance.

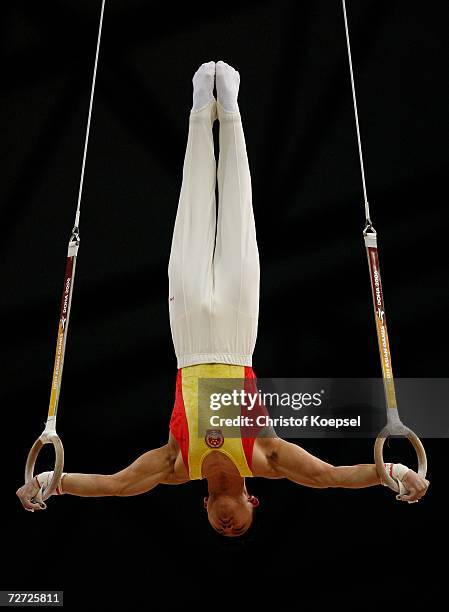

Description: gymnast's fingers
[18,493,45,512]
[399,488,419,502]
[16,482,45,512]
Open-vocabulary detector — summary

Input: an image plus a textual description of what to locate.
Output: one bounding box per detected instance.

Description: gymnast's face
[204,493,259,537]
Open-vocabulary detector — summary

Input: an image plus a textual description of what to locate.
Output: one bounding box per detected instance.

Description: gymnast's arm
[61,444,182,497]
[16,443,184,511]
[261,438,429,501]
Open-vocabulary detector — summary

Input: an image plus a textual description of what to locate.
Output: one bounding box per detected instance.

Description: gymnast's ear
[248,495,259,507]
[203,496,209,509]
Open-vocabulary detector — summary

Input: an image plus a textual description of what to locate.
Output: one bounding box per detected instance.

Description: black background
[2,1,448,609]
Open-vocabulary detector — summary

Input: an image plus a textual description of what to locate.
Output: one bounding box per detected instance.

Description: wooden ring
[25,434,64,501]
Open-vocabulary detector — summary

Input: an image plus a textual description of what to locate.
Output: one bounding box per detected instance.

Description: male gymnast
[17,62,429,536]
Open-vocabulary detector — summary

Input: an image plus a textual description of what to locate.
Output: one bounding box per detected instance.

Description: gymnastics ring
[374,426,427,492]
[25,433,64,502]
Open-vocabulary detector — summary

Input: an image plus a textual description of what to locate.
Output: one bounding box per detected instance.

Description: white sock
[216,60,240,113]
[192,61,215,112]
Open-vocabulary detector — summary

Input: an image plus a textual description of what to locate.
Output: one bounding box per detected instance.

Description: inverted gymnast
[16,61,429,536]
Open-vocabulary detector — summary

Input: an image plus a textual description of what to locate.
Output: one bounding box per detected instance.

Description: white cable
[342,0,371,224]
[73,0,106,232]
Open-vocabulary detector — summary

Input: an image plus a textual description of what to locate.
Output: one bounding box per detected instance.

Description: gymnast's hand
[16,478,46,512]
[398,470,430,503]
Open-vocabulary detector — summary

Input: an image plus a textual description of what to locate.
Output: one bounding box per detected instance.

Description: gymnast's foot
[216,60,240,113]
[192,61,216,112]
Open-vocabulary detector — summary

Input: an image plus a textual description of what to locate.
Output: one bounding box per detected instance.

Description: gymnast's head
[204,491,259,537]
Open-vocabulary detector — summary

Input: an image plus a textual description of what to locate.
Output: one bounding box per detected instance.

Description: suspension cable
[73,0,106,237]
[342,0,372,226]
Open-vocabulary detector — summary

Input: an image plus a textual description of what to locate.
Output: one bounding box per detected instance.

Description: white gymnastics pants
[168,98,260,368]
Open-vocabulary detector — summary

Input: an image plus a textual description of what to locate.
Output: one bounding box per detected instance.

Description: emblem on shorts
[205,429,224,449]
